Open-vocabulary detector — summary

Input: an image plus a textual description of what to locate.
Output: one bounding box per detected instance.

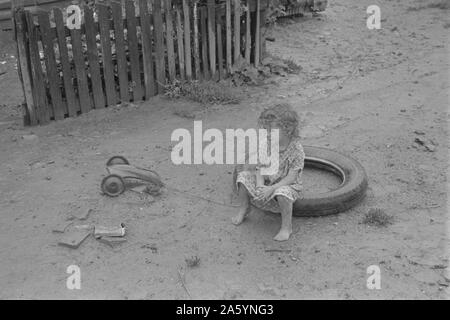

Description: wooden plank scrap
[58,229,91,249]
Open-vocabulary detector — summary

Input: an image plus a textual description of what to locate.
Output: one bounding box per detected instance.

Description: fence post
[255,0,260,66]
[216,20,224,79]
[124,0,144,101]
[25,10,50,124]
[139,0,156,98]
[225,0,231,73]
[207,0,216,78]
[176,7,185,80]
[260,0,268,60]
[233,0,241,63]
[192,1,200,80]
[153,0,166,92]
[84,5,106,110]
[12,7,36,125]
[38,10,64,120]
[165,0,176,81]
[54,8,77,117]
[245,0,251,64]
[200,7,209,79]
[112,1,131,102]
[182,0,192,80]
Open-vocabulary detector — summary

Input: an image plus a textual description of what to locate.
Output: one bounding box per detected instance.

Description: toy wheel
[106,156,129,166]
[101,174,125,197]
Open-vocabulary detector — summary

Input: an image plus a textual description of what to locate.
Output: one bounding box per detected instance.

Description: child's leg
[274,196,293,241]
[232,183,251,225]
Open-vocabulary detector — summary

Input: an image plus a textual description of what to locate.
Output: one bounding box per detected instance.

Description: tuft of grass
[362,208,393,227]
[173,109,196,119]
[164,79,241,105]
[282,57,302,74]
[185,255,200,268]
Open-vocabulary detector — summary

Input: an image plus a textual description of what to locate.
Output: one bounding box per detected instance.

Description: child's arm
[255,168,265,187]
[255,169,299,202]
[269,169,299,189]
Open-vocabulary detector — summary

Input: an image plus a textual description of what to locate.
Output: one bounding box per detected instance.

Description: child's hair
[257,103,300,138]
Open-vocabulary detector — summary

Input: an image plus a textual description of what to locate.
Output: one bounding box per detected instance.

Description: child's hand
[255,186,275,202]
[255,168,265,187]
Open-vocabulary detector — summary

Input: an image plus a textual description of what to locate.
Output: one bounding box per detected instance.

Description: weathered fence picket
[71,26,91,114]
[125,0,143,101]
[207,0,216,78]
[13,0,268,126]
[98,3,117,106]
[182,0,192,80]
[139,0,156,98]
[192,1,200,80]
[216,20,224,79]
[111,1,131,102]
[84,6,106,110]
[165,0,176,81]
[175,7,185,80]
[200,6,209,80]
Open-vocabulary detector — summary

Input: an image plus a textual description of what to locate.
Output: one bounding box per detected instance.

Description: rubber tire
[106,156,129,166]
[233,146,368,217]
[101,174,126,197]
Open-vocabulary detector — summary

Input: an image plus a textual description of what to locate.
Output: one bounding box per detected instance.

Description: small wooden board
[58,230,91,249]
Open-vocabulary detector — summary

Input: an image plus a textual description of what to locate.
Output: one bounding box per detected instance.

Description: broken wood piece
[52,220,73,233]
[94,223,126,239]
[74,224,94,232]
[264,249,292,253]
[58,230,91,249]
[97,236,127,247]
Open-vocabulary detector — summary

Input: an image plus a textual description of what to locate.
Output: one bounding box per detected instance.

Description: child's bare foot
[232,210,247,225]
[273,228,292,241]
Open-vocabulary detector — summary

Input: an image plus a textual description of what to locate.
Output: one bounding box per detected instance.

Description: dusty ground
[0,0,448,299]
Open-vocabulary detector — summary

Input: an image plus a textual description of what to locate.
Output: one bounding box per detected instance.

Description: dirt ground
[0,0,448,299]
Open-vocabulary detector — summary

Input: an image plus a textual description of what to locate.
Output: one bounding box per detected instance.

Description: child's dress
[236,137,305,213]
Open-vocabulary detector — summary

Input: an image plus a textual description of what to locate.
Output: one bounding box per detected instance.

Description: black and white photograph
[0,0,448,303]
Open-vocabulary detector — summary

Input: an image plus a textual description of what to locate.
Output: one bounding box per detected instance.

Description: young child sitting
[232,103,305,242]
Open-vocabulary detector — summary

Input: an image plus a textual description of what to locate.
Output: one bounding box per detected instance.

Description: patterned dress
[236,137,305,213]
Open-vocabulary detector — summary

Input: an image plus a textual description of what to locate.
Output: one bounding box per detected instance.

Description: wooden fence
[281,0,327,18]
[12,0,268,125]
